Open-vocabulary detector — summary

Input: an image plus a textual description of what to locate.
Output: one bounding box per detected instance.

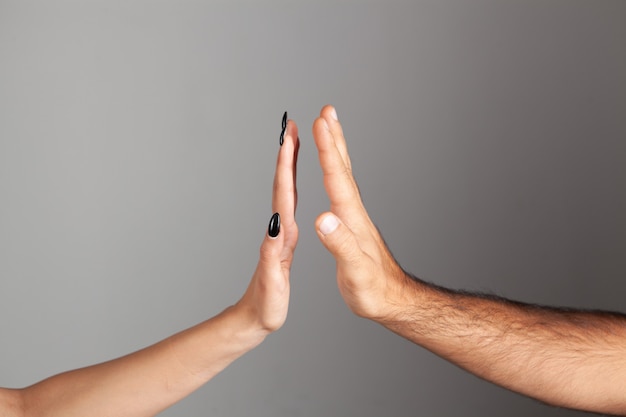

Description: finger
[320,105,351,170]
[313,116,361,211]
[258,212,284,266]
[293,134,300,211]
[272,119,298,226]
[315,212,362,269]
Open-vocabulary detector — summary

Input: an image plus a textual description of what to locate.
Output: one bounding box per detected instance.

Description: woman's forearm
[18,305,265,417]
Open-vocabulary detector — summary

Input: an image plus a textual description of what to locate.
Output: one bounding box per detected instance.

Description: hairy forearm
[16,305,265,417]
[379,273,626,415]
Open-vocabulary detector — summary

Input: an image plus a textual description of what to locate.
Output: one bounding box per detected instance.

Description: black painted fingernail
[268,212,280,238]
[280,111,287,146]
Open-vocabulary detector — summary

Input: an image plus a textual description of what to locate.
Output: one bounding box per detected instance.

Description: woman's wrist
[218,304,270,351]
[164,304,269,384]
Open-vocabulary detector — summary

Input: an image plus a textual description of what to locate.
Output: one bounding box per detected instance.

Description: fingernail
[280,111,287,146]
[319,214,339,235]
[330,107,338,121]
[268,212,281,238]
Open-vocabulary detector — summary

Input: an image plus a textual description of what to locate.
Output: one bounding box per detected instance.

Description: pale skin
[312,104,626,416]
[0,121,300,417]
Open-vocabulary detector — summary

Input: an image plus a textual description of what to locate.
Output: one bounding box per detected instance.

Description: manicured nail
[330,107,338,121]
[280,111,287,146]
[268,212,281,238]
[319,214,340,235]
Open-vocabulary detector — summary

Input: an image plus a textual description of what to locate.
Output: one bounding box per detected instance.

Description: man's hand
[312,105,409,321]
[235,118,300,334]
[311,105,626,415]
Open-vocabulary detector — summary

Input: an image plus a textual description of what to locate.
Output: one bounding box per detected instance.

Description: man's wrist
[371,268,425,326]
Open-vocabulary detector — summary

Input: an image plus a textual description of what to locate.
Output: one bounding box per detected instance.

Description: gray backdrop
[1,1,625,416]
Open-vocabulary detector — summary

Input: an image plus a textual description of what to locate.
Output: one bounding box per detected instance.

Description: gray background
[1,1,625,416]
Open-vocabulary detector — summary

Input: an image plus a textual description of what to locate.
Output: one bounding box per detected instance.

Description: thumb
[258,212,282,266]
[315,213,361,267]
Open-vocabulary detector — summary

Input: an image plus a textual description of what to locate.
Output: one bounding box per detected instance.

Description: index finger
[313,116,362,213]
[320,105,351,171]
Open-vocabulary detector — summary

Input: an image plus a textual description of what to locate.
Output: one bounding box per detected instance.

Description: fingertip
[278,120,299,161]
[320,214,340,236]
[316,212,340,236]
[286,118,299,140]
[320,104,335,118]
[319,105,338,124]
[279,130,294,155]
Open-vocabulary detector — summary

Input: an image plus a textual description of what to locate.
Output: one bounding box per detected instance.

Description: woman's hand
[234,117,300,334]
[1,115,301,417]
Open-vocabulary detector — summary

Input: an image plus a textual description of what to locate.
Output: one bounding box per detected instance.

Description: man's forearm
[379,272,626,415]
[313,103,626,414]
[17,305,265,417]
